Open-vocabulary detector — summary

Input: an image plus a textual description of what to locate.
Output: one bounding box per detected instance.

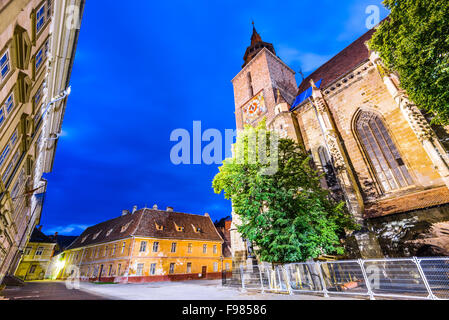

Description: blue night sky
[41,0,389,236]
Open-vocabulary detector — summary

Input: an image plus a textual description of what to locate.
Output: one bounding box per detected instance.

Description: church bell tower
[229,24,303,267]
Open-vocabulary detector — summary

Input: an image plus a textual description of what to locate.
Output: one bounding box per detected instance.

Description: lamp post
[42,86,71,141]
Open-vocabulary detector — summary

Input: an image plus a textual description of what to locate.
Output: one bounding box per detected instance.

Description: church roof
[296,29,375,95]
[67,208,223,250]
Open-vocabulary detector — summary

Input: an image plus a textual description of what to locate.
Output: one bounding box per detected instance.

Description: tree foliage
[370,0,449,124]
[212,122,358,263]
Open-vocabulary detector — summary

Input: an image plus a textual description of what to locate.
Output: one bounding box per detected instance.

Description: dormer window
[92,231,101,240]
[106,228,113,237]
[155,222,164,231]
[174,222,184,232]
[121,221,132,233]
[81,235,88,243]
[192,225,202,233]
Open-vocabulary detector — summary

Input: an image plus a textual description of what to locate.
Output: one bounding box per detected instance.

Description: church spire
[251,21,262,45]
[242,22,276,68]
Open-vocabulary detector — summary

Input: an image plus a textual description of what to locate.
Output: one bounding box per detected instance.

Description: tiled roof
[30,228,55,244]
[296,29,375,95]
[365,186,449,218]
[48,235,79,253]
[67,209,223,250]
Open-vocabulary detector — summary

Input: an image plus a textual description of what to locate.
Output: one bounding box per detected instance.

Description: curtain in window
[356,111,413,192]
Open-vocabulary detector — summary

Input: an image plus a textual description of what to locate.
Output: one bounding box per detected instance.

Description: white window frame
[136,263,144,276]
[169,263,175,274]
[150,263,156,275]
[36,3,46,34]
[171,242,177,253]
[0,49,11,82]
[140,241,147,253]
[152,242,159,253]
[35,247,44,256]
[203,244,207,254]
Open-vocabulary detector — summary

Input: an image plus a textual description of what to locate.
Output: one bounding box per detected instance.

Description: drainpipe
[125,236,136,284]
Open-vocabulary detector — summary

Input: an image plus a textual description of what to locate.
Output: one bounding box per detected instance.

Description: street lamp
[42,86,72,141]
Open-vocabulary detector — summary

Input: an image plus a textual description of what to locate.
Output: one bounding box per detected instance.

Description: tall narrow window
[150,263,156,275]
[356,111,413,192]
[247,72,254,97]
[136,263,144,276]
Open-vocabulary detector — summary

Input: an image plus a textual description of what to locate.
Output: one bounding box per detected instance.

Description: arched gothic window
[355,111,413,192]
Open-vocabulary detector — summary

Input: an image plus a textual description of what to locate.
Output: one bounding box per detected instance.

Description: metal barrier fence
[233,257,449,300]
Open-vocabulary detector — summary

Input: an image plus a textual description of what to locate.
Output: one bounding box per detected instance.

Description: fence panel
[230,257,449,300]
[285,263,324,294]
[418,258,449,300]
[362,259,429,299]
[319,260,369,297]
[261,265,289,293]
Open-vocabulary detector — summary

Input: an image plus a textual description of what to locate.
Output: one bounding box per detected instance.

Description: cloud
[46,224,89,235]
[277,46,332,72]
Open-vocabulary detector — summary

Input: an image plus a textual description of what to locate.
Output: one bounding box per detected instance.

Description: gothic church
[230,24,449,262]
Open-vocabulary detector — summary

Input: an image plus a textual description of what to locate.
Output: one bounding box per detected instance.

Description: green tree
[212,122,357,263]
[370,0,449,124]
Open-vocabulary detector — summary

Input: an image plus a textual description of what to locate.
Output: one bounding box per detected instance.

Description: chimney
[122,210,130,216]
[166,207,174,212]
[153,204,158,210]
[38,225,43,232]
[132,205,138,214]
[204,213,210,218]
[54,232,59,237]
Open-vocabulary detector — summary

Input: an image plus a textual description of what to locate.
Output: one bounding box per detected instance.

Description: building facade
[230,24,449,263]
[0,0,85,285]
[56,207,232,283]
[14,226,56,280]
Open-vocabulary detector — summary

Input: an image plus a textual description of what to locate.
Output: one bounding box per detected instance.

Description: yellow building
[57,206,232,283]
[0,0,85,285]
[14,226,56,280]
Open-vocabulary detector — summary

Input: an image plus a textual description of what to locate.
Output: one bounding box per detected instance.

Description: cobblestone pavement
[1,280,360,300]
[78,280,359,300]
[0,281,105,300]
